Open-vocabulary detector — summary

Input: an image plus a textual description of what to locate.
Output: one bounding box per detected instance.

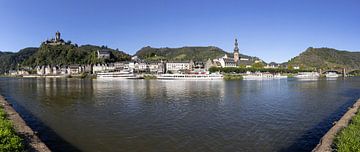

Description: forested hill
[0,44,131,74]
[0,47,38,73]
[287,47,360,70]
[134,46,258,61]
[23,44,131,67]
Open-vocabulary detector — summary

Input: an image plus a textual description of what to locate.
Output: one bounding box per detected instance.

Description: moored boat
[157,73,223,80]
[243,72,287,80]
[294,72,320,79]
[325,72,340,78]
[97,71,136,79]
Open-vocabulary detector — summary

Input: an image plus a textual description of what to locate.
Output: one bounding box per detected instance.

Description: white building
[44,65,52,75]
[97,50,111,59]
[148,62,165,74]
[213,54,237,68]
[264,62,280,69]
[52,66,60,75]
[92,64,116,73]
[37,66,45,75]
[166,61,194,73]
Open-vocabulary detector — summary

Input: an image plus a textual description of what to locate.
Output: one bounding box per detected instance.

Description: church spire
[234,38,239,52]
[233,38,239,63]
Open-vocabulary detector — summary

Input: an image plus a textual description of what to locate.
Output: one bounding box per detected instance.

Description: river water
[0,78,359,152]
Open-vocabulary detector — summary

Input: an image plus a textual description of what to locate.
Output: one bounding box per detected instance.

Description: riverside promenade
[0,95,50,152]
[312,98,360,152]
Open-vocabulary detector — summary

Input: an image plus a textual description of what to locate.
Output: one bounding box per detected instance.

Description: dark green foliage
[0,107,25,152]
[348,70,360,76]
[287,47,360,70]
[23,44,131,67]
[209,67,312,74]
[0,44,131,74]
[135,46,258,62]
[223,74,243,80]
[0,48,38,73]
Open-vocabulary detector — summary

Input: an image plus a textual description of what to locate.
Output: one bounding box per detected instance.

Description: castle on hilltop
[44,31,66,46]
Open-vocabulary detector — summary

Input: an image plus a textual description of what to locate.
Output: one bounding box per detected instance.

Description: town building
[36,66,45,75]
[165,61,194,73]
[68,65,82,75]
[97,50,111,59]
[92,64,116,73]
[44,65,53,75]
[264,62,280,69]
[213,54,237,68]
[148,62,165,74]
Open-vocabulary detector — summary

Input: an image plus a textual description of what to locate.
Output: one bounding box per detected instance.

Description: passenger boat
[325,72,340,78]
[243,72,287,80]
[157,73,223,80]
[294,72,320,79]
[96,71,136,79]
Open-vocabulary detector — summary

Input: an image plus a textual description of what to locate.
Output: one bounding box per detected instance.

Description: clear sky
[0,0,359,62]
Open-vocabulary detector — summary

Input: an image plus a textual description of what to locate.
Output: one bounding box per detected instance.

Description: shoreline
[0,95,51,152]
[312,98,360,152]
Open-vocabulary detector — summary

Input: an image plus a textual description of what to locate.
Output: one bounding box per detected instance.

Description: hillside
[287,47,360,70]
[0,44,131,74]
[23,44,131,67]
[0,48,38,73]
[134,46,258,61]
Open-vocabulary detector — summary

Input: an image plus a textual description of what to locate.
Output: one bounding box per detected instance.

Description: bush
[223,74,243,80]
[0,107,25,152]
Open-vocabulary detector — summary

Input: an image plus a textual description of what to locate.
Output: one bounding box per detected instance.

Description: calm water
[0,78,359,152]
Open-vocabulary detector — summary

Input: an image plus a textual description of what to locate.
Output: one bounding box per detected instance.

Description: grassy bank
[0,106,24,151]
[334,111,360,152]
[143,75,157,80]
[223,74,243,80]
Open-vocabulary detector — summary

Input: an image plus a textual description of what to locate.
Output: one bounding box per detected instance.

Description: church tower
[233,38,239,63]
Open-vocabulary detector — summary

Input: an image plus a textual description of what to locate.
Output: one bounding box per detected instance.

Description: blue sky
[0,0,359,62]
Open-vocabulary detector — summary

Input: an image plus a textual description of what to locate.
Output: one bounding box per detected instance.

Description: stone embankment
[312,98,360,152]
[0,95,51,152]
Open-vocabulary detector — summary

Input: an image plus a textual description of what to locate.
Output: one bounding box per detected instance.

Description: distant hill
[0,44,131,74]
[23,44,131,67]
[134,46,258,61]
[0,47,38,73]
[287,47,360,70]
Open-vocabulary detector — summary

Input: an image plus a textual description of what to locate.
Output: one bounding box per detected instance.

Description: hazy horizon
[0,0,359,63]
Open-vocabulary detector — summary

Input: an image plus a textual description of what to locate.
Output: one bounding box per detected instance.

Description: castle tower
[233,38,239,63]
[55,31,61,41]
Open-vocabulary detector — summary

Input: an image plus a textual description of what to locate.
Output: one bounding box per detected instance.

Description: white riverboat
[294,72,320,79]
[325,72,340,78]
[243,72,287,80]
[157,73,223,80]
[96,71,136,79]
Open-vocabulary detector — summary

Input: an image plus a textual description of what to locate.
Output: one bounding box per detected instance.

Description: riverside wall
[0,95,51,152]
[312,98,360,152]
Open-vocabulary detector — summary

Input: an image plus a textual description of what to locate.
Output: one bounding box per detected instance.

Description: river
[0,77,359,152]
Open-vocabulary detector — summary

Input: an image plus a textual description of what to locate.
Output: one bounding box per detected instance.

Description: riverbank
[312,98,360,152]
[334,105,360,151]
[0,95,50,152]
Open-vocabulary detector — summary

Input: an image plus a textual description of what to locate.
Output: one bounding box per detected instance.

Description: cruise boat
[325,72,340,78]
[243,72,287,80]
[97,71,136,79]
[294,72,320,79]
[157,73,223,80]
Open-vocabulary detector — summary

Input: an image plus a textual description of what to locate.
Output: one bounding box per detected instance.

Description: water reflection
[0,78,359,152]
